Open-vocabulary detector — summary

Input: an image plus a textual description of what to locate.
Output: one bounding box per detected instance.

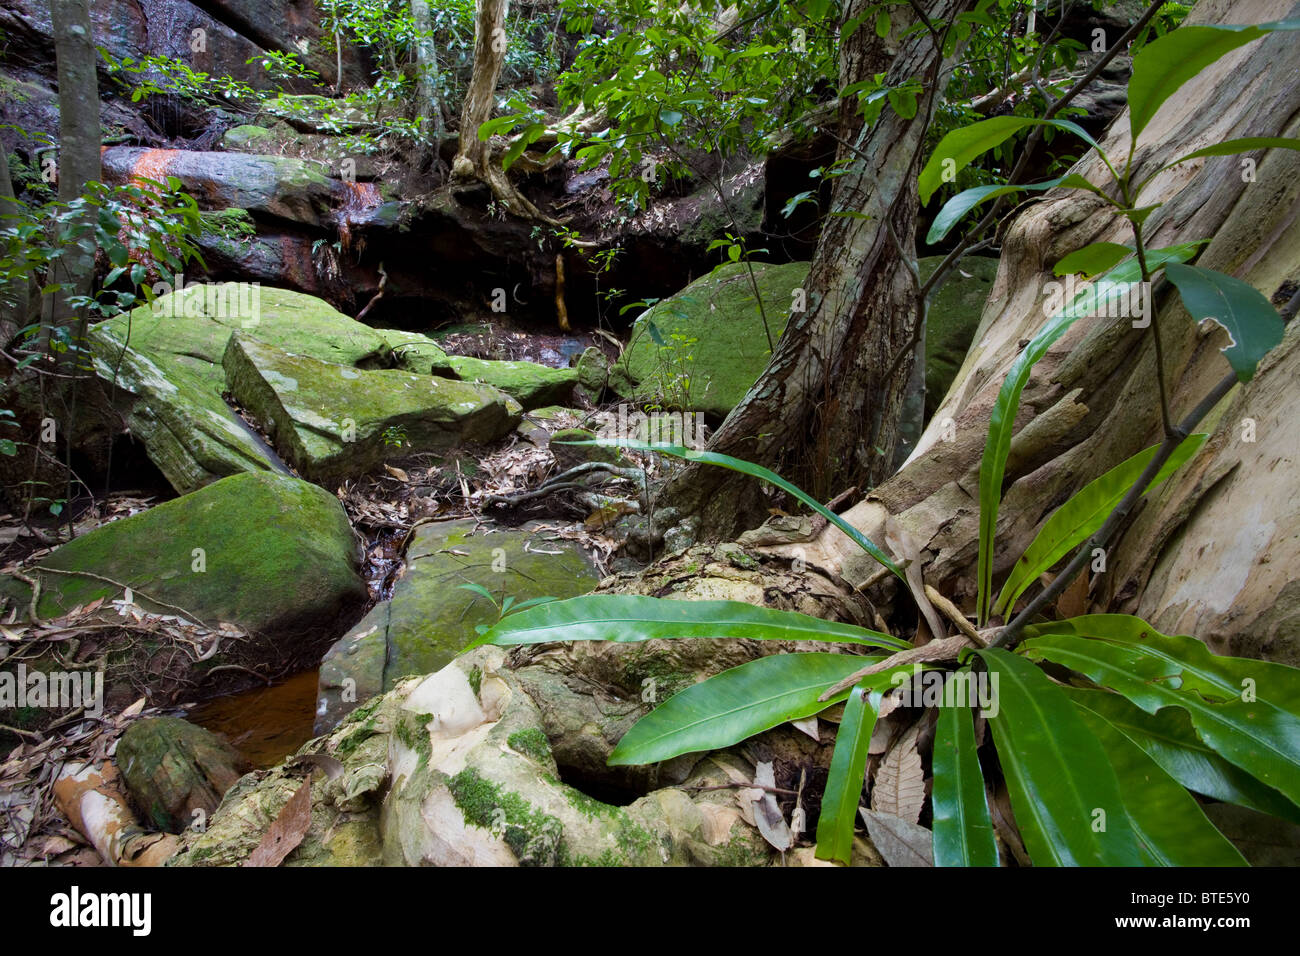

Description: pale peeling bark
[658,0,976,542]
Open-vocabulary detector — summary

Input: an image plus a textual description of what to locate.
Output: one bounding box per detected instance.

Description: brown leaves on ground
[243,779,312,868]
[870,723,926,825]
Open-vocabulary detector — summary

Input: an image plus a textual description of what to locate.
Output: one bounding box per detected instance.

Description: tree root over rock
[174,543,887,866]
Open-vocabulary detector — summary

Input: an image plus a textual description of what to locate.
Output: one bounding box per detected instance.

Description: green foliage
[1163,263,1286,382]
[608,652,910,766]
[993,433,1207,618]
[1022,616,1300,808]
[471,594,907,653]
[930,691,997,866]
[571,438,903,580]
[814,684,879,865]
[473,12,1300,870]
[977,647,1142,866]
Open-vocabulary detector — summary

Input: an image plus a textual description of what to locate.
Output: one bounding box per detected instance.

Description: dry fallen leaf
[859,809,934,867]
[871,723,925,824]
[789,715,820,742]
[243,780,312,868]
[750,762,792,852]
[384,464,410,482]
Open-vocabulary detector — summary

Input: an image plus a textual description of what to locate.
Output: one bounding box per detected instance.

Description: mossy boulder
[223,335,521,482]
[315,519,601,732]
[117,717,249,833]
[0,471,365,639]
[612,261,808,418]
[380,329,576,410]
[88,283,393,493]
[918,255,999,418]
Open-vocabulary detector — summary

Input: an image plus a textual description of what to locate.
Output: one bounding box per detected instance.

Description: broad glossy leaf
[975,244,1200,624]
[975,649,1141,865]
[1151,136,1300,181]
[815,685,878,864]
[920,117,1100,204]
[926,178,1061,244]
[1164,263,1284,382]
[1065,687,1300,825]
[1053,241,1132,278]
[932,688,998,867]
[994,434,1207,617]
[609,652,910,765]
[1071,700,1247,865]
[1128,22,1300,141]
[473,594,908,652]
[568,440,904,581]
[1022,615,1300,806]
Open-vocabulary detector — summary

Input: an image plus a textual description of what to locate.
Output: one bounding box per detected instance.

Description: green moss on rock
[2,471,365,638]
[222,334,521,482]
[614,261,808,417]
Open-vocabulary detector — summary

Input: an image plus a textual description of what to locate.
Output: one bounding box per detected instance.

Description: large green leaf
[926,178,1061,244]
[473,594,909,653]
[1070,700,1247,865]
[919,117,1101,204]
[993,434,1207,618]
[608,653,912,765]
[975,649,1141,865]
[814,685,879,865]
[1145,137,1300,186]
[568,440,904,581]
[1053,241,1133,278]
[1064,687,1300,825]
[1163,263,1284,382]
[1022,616,1300,806]
[931,687,998,867]
[1128,22,1300,142]
[974,244,1200,624]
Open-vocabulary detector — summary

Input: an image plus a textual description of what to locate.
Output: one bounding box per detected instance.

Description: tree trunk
[731,0,1300,663]
[450,0,550,219]
[47,0,101,350]
[655,0,975,544]
[410,0,446,159]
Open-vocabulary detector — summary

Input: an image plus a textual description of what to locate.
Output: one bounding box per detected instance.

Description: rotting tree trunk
[655,0,976,544]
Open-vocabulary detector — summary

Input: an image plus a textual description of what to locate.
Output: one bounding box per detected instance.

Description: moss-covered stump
[315,519,601,733]
[117,717,249,833]
[0,473,367,704]
[88,283,394,493]
[222,335,521,482]
[380,328,577,410]
[917,255,999,419]
[612,261,808,418]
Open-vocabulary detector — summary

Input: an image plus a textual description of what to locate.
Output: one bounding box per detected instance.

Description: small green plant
[457,583,557,636]
[380,424,408,448]
[472,19,1300,867]
[0,409,18,457]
